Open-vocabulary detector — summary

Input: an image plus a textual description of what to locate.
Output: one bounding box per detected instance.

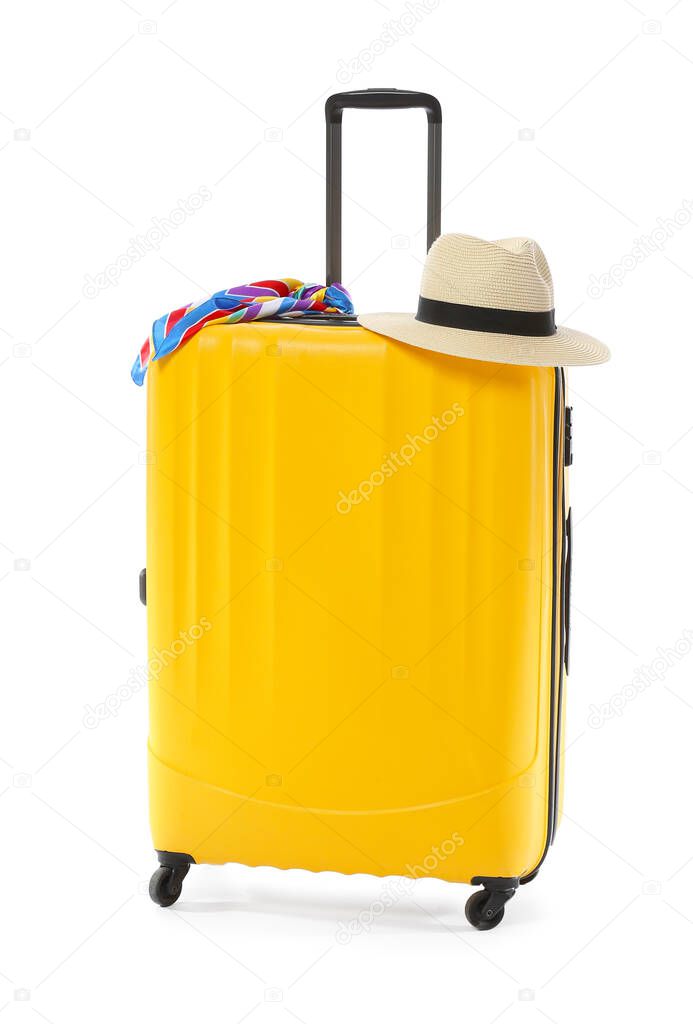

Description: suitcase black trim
[156,849,196,867]
[553,476,566,844]
[263,313,360,326]
[553,368,570,846]
[520,367,566,881]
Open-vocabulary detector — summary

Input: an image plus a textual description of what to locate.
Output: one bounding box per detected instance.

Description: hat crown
[420,234,554,313]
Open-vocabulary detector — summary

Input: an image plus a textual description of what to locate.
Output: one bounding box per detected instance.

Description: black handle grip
[325,88,442,123]
[325,88,442,285]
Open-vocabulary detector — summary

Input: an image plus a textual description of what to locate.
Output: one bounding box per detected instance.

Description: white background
[2,0,693,1019]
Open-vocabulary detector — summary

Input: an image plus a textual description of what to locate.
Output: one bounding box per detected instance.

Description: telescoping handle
[325,88,442,286]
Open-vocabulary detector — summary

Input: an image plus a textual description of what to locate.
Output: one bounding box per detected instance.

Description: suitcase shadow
[171,887,527,933]
[175,899,466,933]
[167,869,536,931]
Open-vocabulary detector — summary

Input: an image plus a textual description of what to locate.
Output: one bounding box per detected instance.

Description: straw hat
[358,233,610,366]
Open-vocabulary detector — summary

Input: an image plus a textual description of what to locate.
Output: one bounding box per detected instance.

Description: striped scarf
[132,278,353,385]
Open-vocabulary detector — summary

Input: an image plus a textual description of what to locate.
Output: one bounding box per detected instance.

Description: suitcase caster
[149,864,189,907]
[149,852,194,907]
[465,876,519,931]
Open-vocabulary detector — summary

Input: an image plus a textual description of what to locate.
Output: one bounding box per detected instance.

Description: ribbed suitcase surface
[146,320,566,881]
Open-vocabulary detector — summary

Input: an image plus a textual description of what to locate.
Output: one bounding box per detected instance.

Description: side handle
[564,511,572,674]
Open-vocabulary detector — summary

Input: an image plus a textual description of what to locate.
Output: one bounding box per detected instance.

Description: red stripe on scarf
[179,307,235,345]
[252,280,292,297]
[165,304,190,335]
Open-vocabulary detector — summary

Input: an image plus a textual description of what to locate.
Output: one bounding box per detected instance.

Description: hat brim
[357,313,610,367]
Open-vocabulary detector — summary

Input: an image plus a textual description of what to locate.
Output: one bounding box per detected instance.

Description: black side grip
[564,511,572,673]
[564,406,573,466]
[139,568,146,606]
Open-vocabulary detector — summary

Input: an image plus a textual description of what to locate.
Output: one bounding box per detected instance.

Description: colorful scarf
[131,278,353,385]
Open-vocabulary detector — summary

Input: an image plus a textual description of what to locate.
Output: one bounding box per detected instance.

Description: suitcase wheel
[465,890,505,930]
[465,881,518,931]
[149,863,189,908]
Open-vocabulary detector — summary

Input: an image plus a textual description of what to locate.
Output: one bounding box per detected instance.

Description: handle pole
[326,121,343,287]
[325,89,442,286]
[427,121,442,251]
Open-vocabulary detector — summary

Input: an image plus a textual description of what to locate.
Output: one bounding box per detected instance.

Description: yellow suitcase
[143,90,571,930]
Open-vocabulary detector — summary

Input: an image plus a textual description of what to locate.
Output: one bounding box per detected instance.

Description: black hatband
[416,296,556,337]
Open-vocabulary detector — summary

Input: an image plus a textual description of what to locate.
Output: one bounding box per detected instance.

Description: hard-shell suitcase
[144,89,571,928]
